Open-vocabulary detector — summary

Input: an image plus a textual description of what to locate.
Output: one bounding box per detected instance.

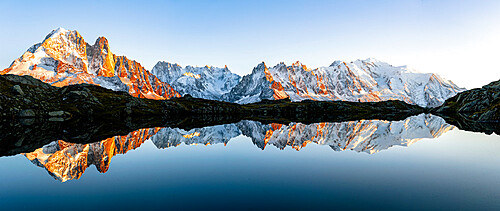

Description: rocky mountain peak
[87,36,115,77]
[329,60,344,67]
[1,28,180,99]
[255,62,267,71]
[43,27,72,41]
[93,37,110,51]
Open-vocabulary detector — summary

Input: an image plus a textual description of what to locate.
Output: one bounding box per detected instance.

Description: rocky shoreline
[431,79,500,134]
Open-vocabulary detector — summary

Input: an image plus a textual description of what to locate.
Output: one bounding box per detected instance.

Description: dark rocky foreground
[0,74,498,156]
[0,74,425,156]
[432,78,500,134]
[0,74,425,124]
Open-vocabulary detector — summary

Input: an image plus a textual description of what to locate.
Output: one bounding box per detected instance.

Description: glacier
[151,61,241,100]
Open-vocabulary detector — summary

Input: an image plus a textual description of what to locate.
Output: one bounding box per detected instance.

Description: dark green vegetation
[432,79,500,134]
[0,74,498,156]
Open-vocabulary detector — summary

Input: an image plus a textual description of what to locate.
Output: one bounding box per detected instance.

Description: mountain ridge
[151,61,241,100]
[221,59,465,107]
[2,28,464,106]
[1,28,180,99]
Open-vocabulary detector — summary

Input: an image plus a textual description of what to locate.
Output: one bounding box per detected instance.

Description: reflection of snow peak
[183,132,201,138]
[248,114,453,154]
[151,114,454,154]
[23,114,453,182]
[23,128,161,182]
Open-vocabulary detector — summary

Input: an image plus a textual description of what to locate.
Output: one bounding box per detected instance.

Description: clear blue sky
[1,0,499,88]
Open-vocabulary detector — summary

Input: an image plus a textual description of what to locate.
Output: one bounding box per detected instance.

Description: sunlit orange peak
[183,72,201,79]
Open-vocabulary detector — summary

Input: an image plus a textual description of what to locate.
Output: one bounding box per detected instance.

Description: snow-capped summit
[43,27,71,40]
[222,62,278,103]
[224,59,465,107]
[1,28,180,99]
[151,61,241,100]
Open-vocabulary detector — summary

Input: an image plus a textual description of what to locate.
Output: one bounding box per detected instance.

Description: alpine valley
[2,28,465,107]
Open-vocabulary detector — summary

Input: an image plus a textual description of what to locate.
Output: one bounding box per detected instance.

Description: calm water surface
[0,114,499,210]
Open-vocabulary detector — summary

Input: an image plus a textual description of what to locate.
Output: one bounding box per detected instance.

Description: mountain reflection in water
[23,114,453,182]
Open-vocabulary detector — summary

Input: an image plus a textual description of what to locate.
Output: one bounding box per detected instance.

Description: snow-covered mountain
[223,59,465,107]
[150,61,241,100]
[1,28,180,99]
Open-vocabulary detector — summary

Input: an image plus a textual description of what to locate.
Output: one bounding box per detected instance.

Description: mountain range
[223,60,465,107]
[1,28,465,106]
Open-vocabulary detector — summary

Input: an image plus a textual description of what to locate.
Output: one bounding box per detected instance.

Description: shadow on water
[0,114,240,157]
[1,109,498,158]
[2,113,489,182]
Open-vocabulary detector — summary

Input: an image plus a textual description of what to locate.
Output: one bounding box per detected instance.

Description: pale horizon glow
[0,0,499,89]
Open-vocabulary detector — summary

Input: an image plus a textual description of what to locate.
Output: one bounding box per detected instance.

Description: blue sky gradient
[1,0,499,88]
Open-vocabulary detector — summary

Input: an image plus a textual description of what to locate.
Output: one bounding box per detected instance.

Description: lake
[1,114,499,210]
